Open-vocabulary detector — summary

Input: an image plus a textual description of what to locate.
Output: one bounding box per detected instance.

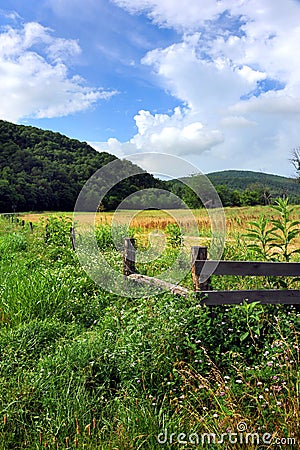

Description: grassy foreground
[0,207,299,449]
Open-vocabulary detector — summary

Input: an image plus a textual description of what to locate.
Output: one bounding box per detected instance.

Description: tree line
[0,119,299,212]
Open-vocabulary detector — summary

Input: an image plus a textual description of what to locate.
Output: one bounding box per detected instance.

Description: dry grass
[20,206,300,248]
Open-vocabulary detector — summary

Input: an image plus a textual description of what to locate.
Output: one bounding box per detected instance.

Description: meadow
[0,203,299,449]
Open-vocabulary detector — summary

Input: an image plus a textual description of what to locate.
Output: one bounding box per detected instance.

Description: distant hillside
[166,169,300,208]
[0,120,162,212]
[206,170,300,201]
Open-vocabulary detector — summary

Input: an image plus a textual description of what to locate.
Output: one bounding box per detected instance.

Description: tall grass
[0,210,299,448]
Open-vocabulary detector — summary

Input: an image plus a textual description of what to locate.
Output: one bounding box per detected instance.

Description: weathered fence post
[191,246,215,317]
[29,222,33,233]
[123,238,136,276]
[191,246,211,291]
[70,227,76,251]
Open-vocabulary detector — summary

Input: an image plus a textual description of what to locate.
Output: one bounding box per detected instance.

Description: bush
[165,223,182,248]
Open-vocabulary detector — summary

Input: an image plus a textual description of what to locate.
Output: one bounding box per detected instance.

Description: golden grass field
[20,205,300,249]
[21,205,300,229]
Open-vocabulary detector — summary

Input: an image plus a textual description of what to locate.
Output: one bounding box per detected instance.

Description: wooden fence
[2,213,34,232]
[2,215,299,305]
[123,238,300,305]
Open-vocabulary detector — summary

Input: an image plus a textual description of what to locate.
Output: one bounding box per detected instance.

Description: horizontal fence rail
[197,289,300,305]
[124,241,300,305]
[193,247,300,305]
[195,260,300,277]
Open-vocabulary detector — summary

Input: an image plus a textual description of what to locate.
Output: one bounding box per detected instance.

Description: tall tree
[291,148,300,179]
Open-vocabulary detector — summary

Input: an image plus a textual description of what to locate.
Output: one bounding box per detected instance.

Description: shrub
[165,223,183,249]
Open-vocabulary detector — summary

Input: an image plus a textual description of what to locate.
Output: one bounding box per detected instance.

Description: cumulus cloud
[0,22,117,121]
[131,108,223,154]
[107,0,300,175]
[90,106,223,166]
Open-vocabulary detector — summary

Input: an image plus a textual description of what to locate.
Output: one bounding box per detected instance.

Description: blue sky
[1,0,300,177]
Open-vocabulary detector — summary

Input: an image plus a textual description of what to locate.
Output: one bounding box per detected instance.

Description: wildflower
[235,380,243,384]
[267,361,273,366]
[213,413,218,418]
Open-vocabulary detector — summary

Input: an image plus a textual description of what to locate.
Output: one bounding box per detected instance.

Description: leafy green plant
[244,215,276,260]
[165,223,183,249]
[95,223,113,249]
[95,223,135,250]
[245,197,300,262]
[269,197,300,261]
[44,215,72,247]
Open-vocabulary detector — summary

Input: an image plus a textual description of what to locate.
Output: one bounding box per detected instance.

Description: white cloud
[142,36,265,118]
[131,108,223,154]
[90,106,223,165]
[107,0,300,176]
[113,0,227,31]
[0,22,117,121]
[229,91,300,116]
[220,116,257,128]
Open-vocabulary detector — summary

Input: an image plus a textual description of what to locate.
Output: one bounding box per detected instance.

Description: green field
[0,204,299,448]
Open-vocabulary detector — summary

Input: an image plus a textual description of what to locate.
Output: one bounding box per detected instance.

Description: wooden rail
[195,289,300,305]
[194,260,300,277]
[123,240,300,305]
[193,247,300,305]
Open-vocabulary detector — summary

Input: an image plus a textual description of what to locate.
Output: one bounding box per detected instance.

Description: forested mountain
[206,170,300,206]
[0,120,163,212]
[207,170,300,199]
[166,170,300,208]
